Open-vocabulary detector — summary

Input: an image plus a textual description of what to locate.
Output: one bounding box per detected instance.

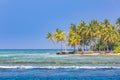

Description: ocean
[0,49,120,80]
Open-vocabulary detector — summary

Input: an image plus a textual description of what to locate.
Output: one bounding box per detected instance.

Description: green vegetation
[114,46,120,53]
[46,18,120,52]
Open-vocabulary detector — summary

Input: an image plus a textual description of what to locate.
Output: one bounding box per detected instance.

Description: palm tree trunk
[61,41,63,52]
[98,39,101,51]
[89,40,92,51]
[106,41,109,51]
[109,43,112,51]
[83,36,85,51]
[98,44,100,51]
[73,45,76,52]
[83,44,85,51]
[52,40,59,51]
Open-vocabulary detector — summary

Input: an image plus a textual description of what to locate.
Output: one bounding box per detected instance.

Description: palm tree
[101,19,119,51]
[102,26,119,51]
[54,28,65,52]
[114,17,120,49]
[69,23,79,51]
[86,20,98,49]
[103,19,111,27]
[77,21,87,51]
[46,32,58,49]
[46,32,53,40]
[115,17,120,30]
[100,19,112,51]
[96,22,105,51]
[69,23,77,33]
[68,30,81,52]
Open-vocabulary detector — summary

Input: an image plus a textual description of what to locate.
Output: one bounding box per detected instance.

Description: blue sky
[0,0,120,49]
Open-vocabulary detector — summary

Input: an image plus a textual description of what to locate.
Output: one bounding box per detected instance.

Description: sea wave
[0,65,120,69]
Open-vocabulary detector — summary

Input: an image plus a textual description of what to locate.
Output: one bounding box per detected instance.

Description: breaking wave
[0,65,120,69]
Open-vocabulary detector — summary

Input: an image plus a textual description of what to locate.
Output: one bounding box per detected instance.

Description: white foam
[0,66,33,69]
[38,66,120,69]
[0,65,120,69]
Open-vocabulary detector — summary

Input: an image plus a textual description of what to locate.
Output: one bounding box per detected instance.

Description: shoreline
[56,51,120,55]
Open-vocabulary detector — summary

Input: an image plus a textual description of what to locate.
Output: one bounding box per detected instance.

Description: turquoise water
[0,49,120,80]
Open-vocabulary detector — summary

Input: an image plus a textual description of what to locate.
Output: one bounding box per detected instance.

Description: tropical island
[46,18,120,54]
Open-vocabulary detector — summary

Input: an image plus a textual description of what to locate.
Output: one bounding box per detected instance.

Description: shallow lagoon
[0,49,120,80]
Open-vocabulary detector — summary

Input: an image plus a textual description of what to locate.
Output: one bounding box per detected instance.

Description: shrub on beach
[113,46,120,53]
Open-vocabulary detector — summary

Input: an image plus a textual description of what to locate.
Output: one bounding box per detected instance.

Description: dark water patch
[0,68,120,80]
